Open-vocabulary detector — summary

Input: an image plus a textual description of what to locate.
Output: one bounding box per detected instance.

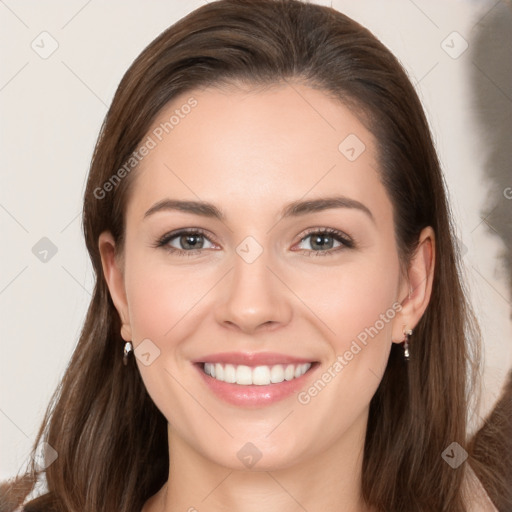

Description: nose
[214,247,293,334]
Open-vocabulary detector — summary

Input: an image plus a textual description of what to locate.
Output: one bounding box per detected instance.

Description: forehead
[127,82,389,223]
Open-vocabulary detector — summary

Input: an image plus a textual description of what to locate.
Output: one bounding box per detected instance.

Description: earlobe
[98,231,132,342]
[392,226,436,343]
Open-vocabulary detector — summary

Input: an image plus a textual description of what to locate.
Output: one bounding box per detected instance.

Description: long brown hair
[1,1,489,510]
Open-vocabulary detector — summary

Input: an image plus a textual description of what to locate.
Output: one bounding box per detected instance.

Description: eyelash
[154,227,355,257]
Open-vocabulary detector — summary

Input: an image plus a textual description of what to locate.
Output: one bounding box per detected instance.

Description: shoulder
[463,463,499,512]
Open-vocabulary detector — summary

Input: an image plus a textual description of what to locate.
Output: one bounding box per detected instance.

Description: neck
[145,410,373,512]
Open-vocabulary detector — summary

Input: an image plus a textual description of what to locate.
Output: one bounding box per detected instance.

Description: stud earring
[403,328,413,361]
[123,341,133,366]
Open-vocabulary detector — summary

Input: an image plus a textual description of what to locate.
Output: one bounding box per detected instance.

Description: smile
[202,362,312,385]
[194,353,319,407]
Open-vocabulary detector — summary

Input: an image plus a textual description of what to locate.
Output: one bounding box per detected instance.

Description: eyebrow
[143,196,375,223]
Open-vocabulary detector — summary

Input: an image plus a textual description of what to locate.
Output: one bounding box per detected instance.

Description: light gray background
[1,0,511,482]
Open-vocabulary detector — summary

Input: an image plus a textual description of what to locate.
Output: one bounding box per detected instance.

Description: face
[100,82,425,472]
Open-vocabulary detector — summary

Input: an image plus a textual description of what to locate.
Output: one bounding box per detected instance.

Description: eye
[293,227,354,255]
[155,228,217,256]
[154,227,355,257]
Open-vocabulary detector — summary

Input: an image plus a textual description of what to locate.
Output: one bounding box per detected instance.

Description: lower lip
[195,363,317,407]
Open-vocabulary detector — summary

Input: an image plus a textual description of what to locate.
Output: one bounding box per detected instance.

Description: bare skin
[99,82,434,512]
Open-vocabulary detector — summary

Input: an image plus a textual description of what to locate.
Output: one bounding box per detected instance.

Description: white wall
[1,0,511,482]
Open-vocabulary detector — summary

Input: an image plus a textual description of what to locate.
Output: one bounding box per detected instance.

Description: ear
[392,226,435,343]
[98,231,132,342]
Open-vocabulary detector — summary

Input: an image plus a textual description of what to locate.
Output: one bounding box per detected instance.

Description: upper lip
[193,352,316,366]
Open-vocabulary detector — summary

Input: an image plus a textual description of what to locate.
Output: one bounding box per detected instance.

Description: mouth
[201,361,312,385]
[192,353,319,407]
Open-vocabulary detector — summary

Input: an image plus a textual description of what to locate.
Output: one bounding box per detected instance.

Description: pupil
[312,234,332,250]
[183,234,201,249]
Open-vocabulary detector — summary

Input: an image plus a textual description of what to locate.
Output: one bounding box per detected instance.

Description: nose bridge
[215,237,292,333]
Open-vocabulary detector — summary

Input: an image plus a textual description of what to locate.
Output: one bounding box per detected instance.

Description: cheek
[124,253,212,345]
[122,256,210,421]
[299,252,401,353]
[289,256,401,445]
[125,274,181,342]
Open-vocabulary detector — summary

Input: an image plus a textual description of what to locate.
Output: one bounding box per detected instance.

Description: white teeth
[236,365,253,385]
[253,365,271,385]
[224,364,236,383]
[215,363,224,381]
[284,364,295,381]
[270,365,285,383]
[203,362,312,385]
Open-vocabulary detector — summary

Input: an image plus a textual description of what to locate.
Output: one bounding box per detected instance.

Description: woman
[0,0,503,510]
